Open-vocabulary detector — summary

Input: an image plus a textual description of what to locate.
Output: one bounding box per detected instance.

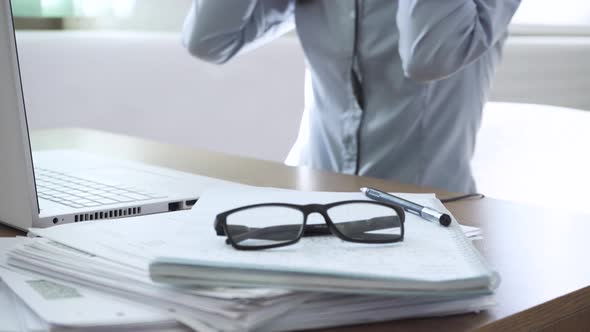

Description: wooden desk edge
[480,286,590,331]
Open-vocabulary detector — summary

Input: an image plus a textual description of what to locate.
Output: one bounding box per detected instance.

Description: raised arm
[396,0,521,82]
[182,0,294,64]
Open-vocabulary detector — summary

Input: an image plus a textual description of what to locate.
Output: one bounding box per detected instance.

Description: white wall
[16,31,305,162]
[491,36,590,111]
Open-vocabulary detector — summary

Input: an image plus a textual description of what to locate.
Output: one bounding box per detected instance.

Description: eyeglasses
[214,200,405,250]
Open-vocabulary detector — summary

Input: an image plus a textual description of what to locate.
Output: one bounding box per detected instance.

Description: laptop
[0,1,228,230]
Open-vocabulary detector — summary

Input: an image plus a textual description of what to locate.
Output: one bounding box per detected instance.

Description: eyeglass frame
[214,200,406,250]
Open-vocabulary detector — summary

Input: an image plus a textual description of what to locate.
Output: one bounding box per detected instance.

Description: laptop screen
[0,0,40,231]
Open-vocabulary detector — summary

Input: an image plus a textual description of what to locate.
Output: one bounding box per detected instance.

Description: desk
[2,128,590,331]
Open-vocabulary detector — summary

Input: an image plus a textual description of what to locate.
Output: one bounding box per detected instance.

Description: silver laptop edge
[0,0,40,231]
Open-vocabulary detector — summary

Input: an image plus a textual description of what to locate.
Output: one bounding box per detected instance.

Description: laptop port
[185,199,198,207]
[168,202,182,211]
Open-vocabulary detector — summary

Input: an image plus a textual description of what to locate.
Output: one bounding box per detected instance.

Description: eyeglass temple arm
[335,216,402,237]
[225,216,399,244]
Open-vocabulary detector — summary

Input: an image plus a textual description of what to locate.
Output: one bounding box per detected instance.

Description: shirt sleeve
[396,0,521,82]
[182,0,295,64]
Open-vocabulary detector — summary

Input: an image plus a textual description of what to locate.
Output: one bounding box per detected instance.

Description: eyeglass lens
[327,203,402,242]
[224,202,402,248]
[225,206,304,247]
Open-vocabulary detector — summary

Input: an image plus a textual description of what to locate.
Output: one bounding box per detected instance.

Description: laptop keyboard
[35,167,166,209]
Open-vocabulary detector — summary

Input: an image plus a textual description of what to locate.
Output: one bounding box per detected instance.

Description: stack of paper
[1,187,496,331]
[1,226,311,331]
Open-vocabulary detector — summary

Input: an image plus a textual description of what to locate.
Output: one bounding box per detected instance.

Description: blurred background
[13,0,187,30]
[11,0,590,210]
[12,0,590,32]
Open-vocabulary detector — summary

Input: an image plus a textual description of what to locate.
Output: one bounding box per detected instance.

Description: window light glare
[40,0,71,16]
[75,0,109,17]
[512,0,590,26]
[112,0,135,17]
[37,0,137,17]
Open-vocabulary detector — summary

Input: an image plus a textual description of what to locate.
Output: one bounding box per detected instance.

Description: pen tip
[440,214,452,227]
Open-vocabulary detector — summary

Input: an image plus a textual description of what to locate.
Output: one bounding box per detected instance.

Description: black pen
[360,187,451,227]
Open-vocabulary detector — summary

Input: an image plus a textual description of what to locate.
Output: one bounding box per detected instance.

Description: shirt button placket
[342,107,361,174]
[340,1,361,174]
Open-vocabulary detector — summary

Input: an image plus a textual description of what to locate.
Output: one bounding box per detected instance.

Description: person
[182,0,521,193]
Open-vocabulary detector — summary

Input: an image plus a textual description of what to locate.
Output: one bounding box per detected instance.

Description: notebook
[148,188,499,296]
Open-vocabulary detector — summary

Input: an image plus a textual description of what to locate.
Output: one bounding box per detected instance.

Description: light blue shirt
[182,0,521,193]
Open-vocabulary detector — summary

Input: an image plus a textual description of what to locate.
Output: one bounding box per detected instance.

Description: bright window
[12,0,136,17]
[512,0,590,26]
